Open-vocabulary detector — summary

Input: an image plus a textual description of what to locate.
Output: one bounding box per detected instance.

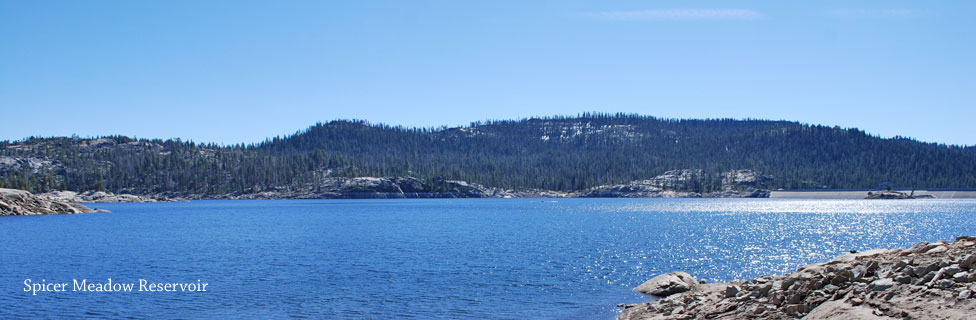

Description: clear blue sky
[1,0,974,146]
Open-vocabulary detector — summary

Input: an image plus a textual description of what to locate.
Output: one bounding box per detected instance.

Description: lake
[2,198,975,319]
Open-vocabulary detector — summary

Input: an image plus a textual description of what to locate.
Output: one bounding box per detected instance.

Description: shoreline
[9,186,971,215]
[771,189,976,199]
[619,237,976,319]
[0,188,104,216]
[71,192,976,202]
[39,191,976,203]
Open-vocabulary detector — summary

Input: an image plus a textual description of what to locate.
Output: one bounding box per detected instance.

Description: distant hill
[1,113,973,196]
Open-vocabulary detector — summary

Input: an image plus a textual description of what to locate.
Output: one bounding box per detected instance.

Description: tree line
[1,113,973,195]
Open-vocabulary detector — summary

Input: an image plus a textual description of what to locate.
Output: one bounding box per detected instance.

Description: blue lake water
[2,198,976,319]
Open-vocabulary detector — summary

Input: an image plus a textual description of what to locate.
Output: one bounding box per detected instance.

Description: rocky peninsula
[0,188,104,216]
[39,190,180,203]
[619,237,976,319]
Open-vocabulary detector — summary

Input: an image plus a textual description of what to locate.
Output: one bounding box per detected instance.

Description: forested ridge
[1,114,973,195]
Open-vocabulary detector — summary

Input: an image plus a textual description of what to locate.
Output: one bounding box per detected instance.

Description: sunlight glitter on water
[599,198,973,215]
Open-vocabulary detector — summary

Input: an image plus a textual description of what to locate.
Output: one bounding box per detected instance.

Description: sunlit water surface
[2,199,975,319]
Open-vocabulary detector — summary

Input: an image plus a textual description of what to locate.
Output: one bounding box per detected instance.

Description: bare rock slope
[0,188,102,216]
[619,237,976,319]
[39,190,174,203]
[579,169,772,198]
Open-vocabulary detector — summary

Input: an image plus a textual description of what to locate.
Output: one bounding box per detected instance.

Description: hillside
[1,114,973,196]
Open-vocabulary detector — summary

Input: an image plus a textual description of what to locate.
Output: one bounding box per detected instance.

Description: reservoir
[2,199,975,319]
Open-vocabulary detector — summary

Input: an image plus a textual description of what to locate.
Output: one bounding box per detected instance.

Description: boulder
[635,272,699,296]
[784,304,811,316]
[953,272,971,283]
[869,278,895,291]
[960,254,976,270]
[724,285,740,298]
[804,300,892,320]
[927,246,949,254]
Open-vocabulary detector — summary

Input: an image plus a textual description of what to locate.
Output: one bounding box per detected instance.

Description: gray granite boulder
[635,271,698,296]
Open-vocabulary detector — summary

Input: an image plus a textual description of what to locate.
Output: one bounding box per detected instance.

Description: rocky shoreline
[76,169,774,200]
[0,170,775,216]
[619,237,976,319]
[0,188,105,216]
[39,190,182,203]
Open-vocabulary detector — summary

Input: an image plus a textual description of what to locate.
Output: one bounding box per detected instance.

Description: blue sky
[1,0,974,146]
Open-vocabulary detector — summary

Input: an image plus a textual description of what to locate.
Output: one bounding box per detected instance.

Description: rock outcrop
[578,182,700,198]
[579,169,772,198]
[619,237,976,319]
[39,190,175,203]
[635,272,701,296]
[202,176,519,199]
[865,191,914,199]
[0,188,103,216]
